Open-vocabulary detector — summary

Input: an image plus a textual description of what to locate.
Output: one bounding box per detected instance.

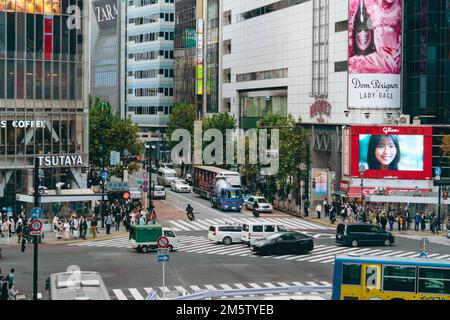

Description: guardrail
[145,285,332,300]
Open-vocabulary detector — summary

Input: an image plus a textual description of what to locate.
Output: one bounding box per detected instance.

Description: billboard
[0,0,61,14]
[351,126,433,180]
[348,0,402,108]
[313,169,328,195]
[92,0,118,30]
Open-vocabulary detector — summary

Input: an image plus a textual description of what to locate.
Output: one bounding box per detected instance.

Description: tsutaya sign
[38,155,84,167]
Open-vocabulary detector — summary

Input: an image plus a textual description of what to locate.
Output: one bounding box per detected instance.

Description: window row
[131,0,173,7]
[128,12,174,25]
[128,50,173,61]
[237,0,310,23]
[236,68,288,82]
[129,87,174,96]
[128,68,173,79]
[127,105,172,115]
[128,31,174,43]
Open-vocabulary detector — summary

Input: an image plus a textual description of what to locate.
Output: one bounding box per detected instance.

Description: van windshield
[242,224,249,232]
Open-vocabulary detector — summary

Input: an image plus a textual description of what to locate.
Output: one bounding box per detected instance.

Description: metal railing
[145,285,332,300]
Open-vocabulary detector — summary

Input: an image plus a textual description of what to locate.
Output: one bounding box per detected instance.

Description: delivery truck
[129,224,179,253]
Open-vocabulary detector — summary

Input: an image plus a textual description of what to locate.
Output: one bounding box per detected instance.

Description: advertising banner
[348,0,402,108]
[313,169,328,195]
[351,126,433,180]
[0,0,61,14]
[342,126,351,177]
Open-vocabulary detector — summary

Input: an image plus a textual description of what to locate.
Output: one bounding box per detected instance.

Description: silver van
[157,168,178,187]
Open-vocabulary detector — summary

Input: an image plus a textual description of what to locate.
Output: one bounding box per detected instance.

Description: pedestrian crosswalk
[109,280,333,300]
[166,217,332,232]
[68,235,450,265]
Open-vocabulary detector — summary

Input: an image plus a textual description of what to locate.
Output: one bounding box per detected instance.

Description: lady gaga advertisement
[348,0,402,108]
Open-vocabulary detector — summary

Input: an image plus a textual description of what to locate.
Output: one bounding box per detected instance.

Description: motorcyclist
[186,204,194,220]
[253,200,260,218]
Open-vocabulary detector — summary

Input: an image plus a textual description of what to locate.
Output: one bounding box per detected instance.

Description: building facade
[0,0,89,210]
[125,0,175,133]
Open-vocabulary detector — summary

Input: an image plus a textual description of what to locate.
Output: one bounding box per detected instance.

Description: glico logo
[382,127,400,135]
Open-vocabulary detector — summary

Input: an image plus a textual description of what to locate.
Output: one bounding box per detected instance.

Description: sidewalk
[274,206,449,238]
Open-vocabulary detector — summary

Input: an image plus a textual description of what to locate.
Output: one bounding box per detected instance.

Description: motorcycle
[187,212,195,221]
[253,207,260,218]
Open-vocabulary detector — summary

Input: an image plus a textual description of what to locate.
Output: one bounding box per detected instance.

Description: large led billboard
[348,0,402,109]
[351,126,433,180]
[0,0,61,14]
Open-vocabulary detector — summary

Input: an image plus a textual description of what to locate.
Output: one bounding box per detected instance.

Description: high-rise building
[0,0,89,210]
[125,0,175,137]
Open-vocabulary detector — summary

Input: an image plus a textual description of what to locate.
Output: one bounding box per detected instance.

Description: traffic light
[122,191,130,200]
[136,156,142,162]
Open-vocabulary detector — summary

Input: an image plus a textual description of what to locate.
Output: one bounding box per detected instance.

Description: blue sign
[158,255,169,262]
[31,207,43,220]
[435,167,442,177]
[137,179,143,186]
[101,171,110,180]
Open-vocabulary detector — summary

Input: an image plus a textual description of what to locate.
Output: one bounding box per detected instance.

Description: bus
[46,271,111,300]
[332,254,450,300]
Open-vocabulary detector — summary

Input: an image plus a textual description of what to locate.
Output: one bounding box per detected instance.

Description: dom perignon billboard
[348,0,402,109]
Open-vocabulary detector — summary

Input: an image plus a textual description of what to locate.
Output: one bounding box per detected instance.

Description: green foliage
[89,97,144,175]
[442,135,450,156]
[166,103,197,149]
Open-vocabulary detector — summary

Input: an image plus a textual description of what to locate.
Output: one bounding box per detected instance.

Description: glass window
[0,60,4,98]
[342,264,361,285]
[17,13,25,59]
[26,61,33,99]
[7,60,14,99]
[383,266,416,292]
[35,61,42,99]
[16,60,24,99]
[36,14,43,59]
[53,62,60,99]
[53,16,61,60]
[26,14,34,59]
[264,225,275,232]
[253,225,263,232]
[6,12,15,58]
[0,13,5,58]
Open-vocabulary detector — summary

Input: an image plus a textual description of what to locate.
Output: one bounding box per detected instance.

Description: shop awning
[332,191,347,197]
[347,187,432,199]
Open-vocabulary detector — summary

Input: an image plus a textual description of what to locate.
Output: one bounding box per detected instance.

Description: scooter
[253,208,260,218]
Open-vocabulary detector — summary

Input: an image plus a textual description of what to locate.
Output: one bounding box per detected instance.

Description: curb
[45,233,128,245]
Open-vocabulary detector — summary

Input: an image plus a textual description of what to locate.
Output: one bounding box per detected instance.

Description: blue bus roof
[335,254,450,268]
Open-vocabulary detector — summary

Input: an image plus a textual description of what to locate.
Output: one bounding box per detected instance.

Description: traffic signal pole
[147,145,153,213]
[33,157,40,301]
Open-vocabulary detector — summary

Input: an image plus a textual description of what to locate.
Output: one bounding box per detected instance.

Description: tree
[241,113,310,202]
[442,135,450,156]
[89,97,144,176]
[166,103,197,149]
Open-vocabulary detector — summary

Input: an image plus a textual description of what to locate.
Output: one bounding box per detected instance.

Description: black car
[335,223,395,247]
[250,232,314,256]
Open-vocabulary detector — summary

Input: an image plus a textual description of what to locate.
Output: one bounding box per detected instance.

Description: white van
[208,224,243,245]
[241,222,288,245]
[157,168,178,187]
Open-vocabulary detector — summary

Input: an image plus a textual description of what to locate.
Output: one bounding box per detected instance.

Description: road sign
[143,172,149,179]
[101,171,110,180]
[158,255,169,262]
[143,187,148,193]
[157,236,169,248]
[157,248,170,255]
[30,207,43,220]
[29,219,43,232]
[435,167,442,177]
[110,151,121,166]
[143,181,149,187]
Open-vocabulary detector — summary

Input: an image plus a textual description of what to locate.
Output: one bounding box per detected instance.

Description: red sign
[157,236,169,249]
[342,127,351,177]
[29,219,43,232]
[340,181,349,191]
[347,187,431,198]
[351,126,433,180]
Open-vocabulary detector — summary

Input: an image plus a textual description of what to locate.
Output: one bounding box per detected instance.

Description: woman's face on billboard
[375,136,397,167]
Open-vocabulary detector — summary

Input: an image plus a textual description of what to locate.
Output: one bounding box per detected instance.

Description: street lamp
[146,144,156,213]
[359,164,366,223]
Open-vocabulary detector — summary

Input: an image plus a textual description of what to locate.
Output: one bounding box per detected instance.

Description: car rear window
[253,225,263,232]
[209,226,216,232]
[277,225,287,232]
[265,225,275,232]
[242,224,249,232]
[336,224,345,234]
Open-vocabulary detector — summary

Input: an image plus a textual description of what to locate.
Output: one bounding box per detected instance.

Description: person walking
[421,212,426,231]
[315,203,322,219]
[7,283,18,300]
[0,282,8,301]
[52,214,59,232]
[79,216,88,240]
[380,214,387,231]
[105,214,112,235]
[303,199,310,217]
[6,268,16,287]
[90,215,98,239]
[388,212,395,231]
[15,221,23,244]
[69,214,78,239]
[323,198,329,218]
[414,212,421,231]
[398,215,404,232]
[149,210,157,224]
[114,211,121,231]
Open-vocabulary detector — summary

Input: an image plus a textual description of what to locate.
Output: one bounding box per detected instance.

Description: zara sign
[92,0,118,29]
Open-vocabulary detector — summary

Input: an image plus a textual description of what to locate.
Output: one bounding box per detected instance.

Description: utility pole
[100,144,105,228]
[147,144,153,213]
[438,152,443,231]
[33,157,40,301]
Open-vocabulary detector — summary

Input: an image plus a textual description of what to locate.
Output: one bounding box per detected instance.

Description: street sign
[110,151,121,166]
[158,255,169,262]
[143,181,149,187]
[137,179,143,186]
[29,219,43,232]
[143,187,148,193]
[101,171,110,180]
[435,167,442,177]
[157,236,169,248]
[30,207,43,220]
[143,172,149,179]
[157,248,170,255]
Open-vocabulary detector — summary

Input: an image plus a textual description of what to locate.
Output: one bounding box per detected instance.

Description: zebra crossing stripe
[187,220,211,230]
[176,220,202,230]
[424,253,441,258]
[233,283,251,297]
[143,288,153,294]
[395,251,417,257]
[273,255,296,260]
[182,244,219,252]
[129,288,144,300]
[113,289,127,300]
[204,284,217,290]
[168,220,191,231]
[297,247,359,262]
[378,250,405,257]
[174,286,189,295]
[283,218,327,230]
[216,246,250,255]
[228,248,255,256]
[189,285,202,292]
[306,281,320,295]
[319,248,379,263]
[198,245,245,255]
[262,218,301,229]
[434,255,450,260]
